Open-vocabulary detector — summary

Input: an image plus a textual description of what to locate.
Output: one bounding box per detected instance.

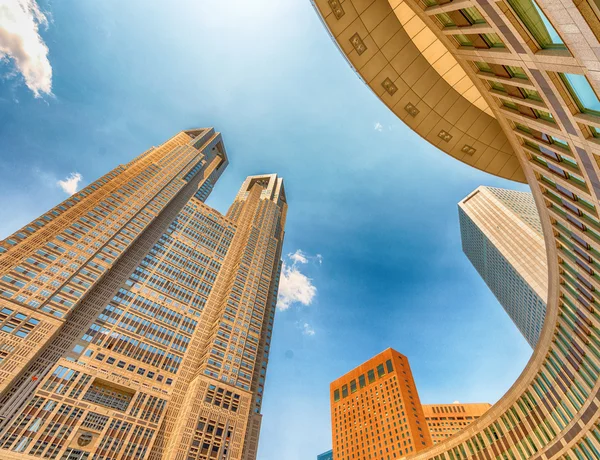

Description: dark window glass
[386,359,394,373]
[359,375,366,388]
[368,370,375,383]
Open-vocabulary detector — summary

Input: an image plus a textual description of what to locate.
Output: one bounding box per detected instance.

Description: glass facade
[317,449,334,460]
[459,189,546,348]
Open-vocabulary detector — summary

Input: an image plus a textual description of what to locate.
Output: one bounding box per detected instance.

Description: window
[377,364,385,377]
[359,374,366,388]
[561,73,600,117]
[454,34,473,47]
[334,389,340,402]
[435,12,455,27]
[462,7,486,24]
[386,359,394,373]
[474,61,494,73]
[350,380,357,393]
[368,370,376,383]
[506,65,528,79]
[482,33,505,48]
[506,0,565,49]
[489,81,507,92]
[534,109,555,122]
[342,384,348,398]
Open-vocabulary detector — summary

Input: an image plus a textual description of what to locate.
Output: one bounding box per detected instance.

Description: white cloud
[277,249,321,311]
[301,323,315,336]
[0,0,52,97]
[288,249,308,264]
[277,262,316,311]
[57,172,82,195]
[374,122,383,132]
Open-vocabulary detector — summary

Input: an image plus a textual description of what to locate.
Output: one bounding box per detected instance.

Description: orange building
[423,403,491,444]
[330,348,432,460]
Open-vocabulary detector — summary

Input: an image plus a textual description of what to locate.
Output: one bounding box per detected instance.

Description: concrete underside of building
[313,0,600,458]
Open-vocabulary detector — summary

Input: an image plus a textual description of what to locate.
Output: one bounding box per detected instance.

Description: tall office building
[423,403,491,444]
[317,449,334,460]
[0,128,287,460]
[330,348,433,460]
[458,186,547,347]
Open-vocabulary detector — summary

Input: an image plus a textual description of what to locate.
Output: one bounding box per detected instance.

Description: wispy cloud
[57,172,82,195]
[288,249,308,264]
[0,0,52,97]
[374,122,383,132]
[301,322,315,336]
[277,249,320,311]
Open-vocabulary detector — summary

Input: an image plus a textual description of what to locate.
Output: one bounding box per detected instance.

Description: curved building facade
[312,0,600,458]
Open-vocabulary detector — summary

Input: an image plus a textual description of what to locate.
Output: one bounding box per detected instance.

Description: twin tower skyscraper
[0,129,287,460]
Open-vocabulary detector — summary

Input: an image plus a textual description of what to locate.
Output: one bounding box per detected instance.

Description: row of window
[334,359,395,402]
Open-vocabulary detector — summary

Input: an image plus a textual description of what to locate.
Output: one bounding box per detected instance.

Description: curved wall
[313,0,600,457]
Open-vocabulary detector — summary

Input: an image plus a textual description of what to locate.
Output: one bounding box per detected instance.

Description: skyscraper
[423,403,491,444]
[0,128,287,460]
[313,0,600,453]
[330,348,433,459]
[317,449,334,460]
[459,186,547,347]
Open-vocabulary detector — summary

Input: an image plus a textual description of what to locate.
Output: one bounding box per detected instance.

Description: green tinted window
[454,34,473,47]
[386,359,394,373]
[521,88,542,101]
[489,81,506,92]
[368,370,375,383]
[534,109,555,122]
[377,364,385,377]
[482,33,505,48]
[435,12,455,27]
[524,140,541,150]
[350,380,357,393]
[515,122,532,134]
[506,65,527,79]
[462,7,486,24]
[561,73,600,117]
[359,375,366,388]
[342,385,348,398]
[506,0,565,49]
[502,100,519,110]
[474,61,493,73]
[334,389,340,402]
[550,136,569,150]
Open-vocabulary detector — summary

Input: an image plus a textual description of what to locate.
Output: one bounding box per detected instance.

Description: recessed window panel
[561,73,600,116]
[435,12,456,27]
[490,81,507,92]
[521,88,542,101]
[462,7,486,24]
[534,109,555,122]
[454,34,473,47]
[482,33,505,48]
[550,135,569,150]
[506,0,565,48]
[506,65,528,79]
[474,61,494,73]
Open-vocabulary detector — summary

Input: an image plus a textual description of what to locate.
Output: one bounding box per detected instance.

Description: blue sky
[0,1,533,459]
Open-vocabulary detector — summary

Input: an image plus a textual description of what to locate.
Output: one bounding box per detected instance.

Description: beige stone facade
[0,129,286,460]
[313,0,600,457]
